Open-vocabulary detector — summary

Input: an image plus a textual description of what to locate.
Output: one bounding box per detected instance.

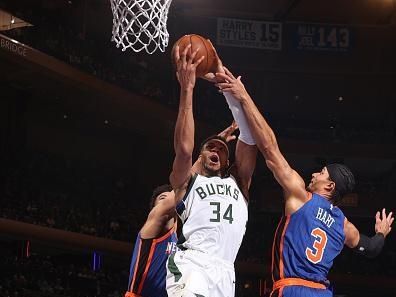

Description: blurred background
[0,0,395,296]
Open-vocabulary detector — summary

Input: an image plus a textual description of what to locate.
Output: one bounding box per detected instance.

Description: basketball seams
[195,34,209,76]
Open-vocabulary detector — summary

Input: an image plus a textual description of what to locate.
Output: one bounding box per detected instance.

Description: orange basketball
[171,34,217,78]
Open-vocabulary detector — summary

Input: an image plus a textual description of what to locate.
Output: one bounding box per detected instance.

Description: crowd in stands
[0,245,128,297]
[1,151,145,241]
[1,149,395,272]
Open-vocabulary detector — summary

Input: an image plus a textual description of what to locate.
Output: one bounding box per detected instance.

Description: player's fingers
[223,66,236,80]
[387,211,393,222]
[181,44,191,63]
[382,208,386,220]
[216,82,232,90]
[194,55,205,67]
[189,48,200,62]
[220,87,233,93]
[376,211,380,220]
[231,121,238,130]
[215,72,232,82]
[182,43,191,56]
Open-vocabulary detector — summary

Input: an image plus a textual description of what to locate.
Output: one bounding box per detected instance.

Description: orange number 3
[305,227,328,264]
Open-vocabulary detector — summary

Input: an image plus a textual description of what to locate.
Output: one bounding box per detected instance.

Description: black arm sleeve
[352,233,385,258]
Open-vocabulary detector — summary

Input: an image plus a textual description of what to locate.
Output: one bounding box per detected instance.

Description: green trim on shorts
[167,254,182,282]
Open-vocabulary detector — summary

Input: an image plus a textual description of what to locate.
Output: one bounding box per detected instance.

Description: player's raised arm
[216,122,257,197]
[169,45,204,193]
[216,69,308,209]
[345,209,394,258]
[219,80,258,199]
[140,187,175,239]
[204,51,258,199]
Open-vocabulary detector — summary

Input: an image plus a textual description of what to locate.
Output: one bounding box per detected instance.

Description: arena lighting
[104,120,109,124]
[92,251,102,271]
[338,96,344,101]
[0,9,32,31]
[244,282,251,289]
[26,240,30,258]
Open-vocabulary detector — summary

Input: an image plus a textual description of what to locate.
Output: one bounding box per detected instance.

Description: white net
[110,0,173,54]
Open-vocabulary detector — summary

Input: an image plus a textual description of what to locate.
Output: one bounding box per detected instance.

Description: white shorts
[166,249,235,297]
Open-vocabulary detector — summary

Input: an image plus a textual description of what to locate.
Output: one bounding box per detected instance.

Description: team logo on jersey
[195,183,240,200]
[165,242,179,255]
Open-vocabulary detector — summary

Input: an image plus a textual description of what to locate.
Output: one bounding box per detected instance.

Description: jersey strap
[176,173,198,216]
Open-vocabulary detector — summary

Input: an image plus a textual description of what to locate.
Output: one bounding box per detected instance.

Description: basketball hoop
[110,0,173,54]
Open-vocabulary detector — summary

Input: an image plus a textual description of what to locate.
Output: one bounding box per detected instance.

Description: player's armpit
[170,153,193,190]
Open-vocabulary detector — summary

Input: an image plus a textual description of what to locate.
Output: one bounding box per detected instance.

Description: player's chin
[211,163,222,172]
[205,164,221,176]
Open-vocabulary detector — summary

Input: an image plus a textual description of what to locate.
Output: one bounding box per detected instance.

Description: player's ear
[325,181,335,192]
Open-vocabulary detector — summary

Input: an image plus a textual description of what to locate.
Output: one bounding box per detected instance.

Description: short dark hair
[149,184,173,209]
[199,135,230,158]
[326,163,355,204]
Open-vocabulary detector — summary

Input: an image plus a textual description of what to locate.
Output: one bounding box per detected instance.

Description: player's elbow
[261,142,279,161]
[175,142,193,159]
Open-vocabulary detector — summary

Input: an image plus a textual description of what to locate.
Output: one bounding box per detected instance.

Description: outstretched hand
[174,44,205,91]
[202,39,226,83]
[375,208,394,237]
[218,121,239,143]
[215,67,250,102]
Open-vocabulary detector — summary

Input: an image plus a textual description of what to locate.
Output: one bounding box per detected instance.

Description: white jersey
[176,173,248,263]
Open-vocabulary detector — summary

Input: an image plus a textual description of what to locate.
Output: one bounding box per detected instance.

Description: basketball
[171,34,217,78]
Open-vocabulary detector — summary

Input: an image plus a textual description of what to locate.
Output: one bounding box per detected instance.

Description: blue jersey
[272,193,345,292]
[126,222,178,297]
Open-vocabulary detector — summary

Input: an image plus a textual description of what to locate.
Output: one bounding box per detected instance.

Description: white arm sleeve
[223,91,256,145]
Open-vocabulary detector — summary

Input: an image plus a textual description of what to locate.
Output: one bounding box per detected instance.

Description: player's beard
[203,162,221,177]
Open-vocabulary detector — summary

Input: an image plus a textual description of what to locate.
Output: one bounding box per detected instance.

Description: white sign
[217,18,282,50]
[0,36,28,57]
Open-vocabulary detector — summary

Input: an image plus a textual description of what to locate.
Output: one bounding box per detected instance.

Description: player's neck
[201,166,222,178]
[313,189,332,201]
[165,217,175,231]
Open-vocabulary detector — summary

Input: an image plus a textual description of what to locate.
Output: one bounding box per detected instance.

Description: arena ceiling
[176,0,396,24]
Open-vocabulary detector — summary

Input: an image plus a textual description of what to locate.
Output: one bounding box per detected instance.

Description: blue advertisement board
[291,23,353,52]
